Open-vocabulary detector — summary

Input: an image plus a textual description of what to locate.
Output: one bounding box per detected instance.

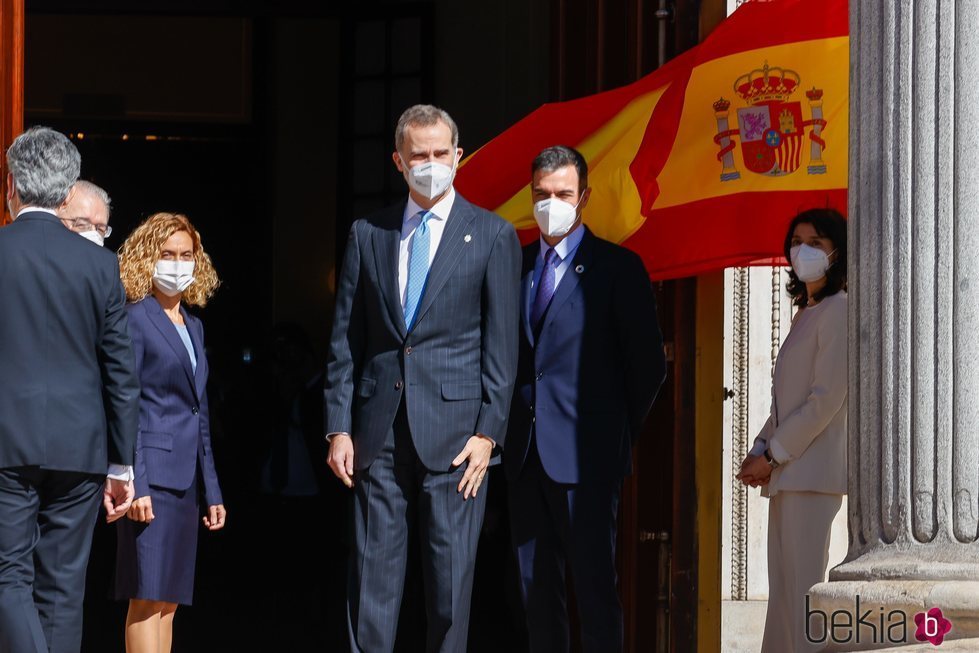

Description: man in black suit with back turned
[325,104,521,652]
[0,126,140,653]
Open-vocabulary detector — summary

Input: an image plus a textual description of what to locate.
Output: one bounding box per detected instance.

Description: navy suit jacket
[325,193,522,472]
[504,228,666,484]
[0,210,139,474]
[128,297,222,506]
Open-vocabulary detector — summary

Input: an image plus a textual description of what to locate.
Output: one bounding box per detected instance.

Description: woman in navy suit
[115,212,226,653]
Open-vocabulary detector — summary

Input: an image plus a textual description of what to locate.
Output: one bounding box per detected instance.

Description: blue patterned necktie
[531,247,559,329]
[404,210,434,330]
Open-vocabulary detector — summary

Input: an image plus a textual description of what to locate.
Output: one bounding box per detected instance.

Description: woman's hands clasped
[736,454,772,488]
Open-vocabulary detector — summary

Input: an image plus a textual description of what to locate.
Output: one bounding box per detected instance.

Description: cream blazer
[751,291,847,497]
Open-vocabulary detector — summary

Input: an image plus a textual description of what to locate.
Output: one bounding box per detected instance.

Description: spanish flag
[455,0,848,279]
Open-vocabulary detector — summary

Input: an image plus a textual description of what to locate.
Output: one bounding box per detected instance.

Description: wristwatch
[763,447,781,469]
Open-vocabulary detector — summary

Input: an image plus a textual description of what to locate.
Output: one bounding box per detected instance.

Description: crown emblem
[733,62,800,105]
[712,61,830,180]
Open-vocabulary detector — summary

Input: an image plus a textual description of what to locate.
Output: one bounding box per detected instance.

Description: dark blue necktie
[531,248,559,329]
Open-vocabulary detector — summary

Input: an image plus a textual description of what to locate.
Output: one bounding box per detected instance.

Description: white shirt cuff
[768,439,790,465]
[106,464,134,481]
[325,432,349,443]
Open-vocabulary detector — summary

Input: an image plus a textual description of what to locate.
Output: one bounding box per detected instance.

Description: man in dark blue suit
[324,105,521,653]
[0,127,140,653]
[505,145,666,653]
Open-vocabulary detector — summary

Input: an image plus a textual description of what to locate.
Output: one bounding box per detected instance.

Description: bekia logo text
[806,595,952,646]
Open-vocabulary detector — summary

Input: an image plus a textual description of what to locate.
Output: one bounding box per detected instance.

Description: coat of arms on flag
[712,62,828,181]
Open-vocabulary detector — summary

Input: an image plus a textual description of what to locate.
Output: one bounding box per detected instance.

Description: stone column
[809,1,979,649]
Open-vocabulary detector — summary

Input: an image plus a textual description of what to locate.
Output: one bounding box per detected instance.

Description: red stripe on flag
[691,0,847,65]
[630,69,692,215]
[621,188,848,279]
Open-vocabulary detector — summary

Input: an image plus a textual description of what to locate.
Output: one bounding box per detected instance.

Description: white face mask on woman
[790,244,834,282]
[533,197,581,238]
[400,154,457,200]
[153,260,195,297]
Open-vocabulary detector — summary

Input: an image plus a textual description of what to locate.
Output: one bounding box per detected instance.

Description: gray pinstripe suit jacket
[325,193,522,472]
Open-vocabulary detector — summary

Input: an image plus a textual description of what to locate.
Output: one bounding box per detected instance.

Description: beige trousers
[761,490,843,653]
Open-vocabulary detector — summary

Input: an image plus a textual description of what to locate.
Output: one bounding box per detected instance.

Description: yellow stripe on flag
[654,37,849,209]
[494,87,667,243]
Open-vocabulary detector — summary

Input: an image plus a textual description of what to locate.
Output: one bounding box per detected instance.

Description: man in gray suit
[325,105,521,652]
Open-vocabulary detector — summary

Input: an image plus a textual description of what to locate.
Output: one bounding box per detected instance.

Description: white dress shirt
[19,206,134,481]
[399,187,456,309]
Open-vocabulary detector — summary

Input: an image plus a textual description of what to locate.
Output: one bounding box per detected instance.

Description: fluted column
[838,0,979,580]
[809,1,979,649]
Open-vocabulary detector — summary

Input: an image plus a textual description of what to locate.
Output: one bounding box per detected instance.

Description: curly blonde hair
[118,212,220,306]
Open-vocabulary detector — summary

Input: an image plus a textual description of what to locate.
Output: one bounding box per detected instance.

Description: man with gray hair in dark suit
[325,104,521,652]
[0,127,140,653]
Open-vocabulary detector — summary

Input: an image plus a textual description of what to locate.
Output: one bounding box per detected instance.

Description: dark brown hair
[784,208,847,308]
[531,145,588,191]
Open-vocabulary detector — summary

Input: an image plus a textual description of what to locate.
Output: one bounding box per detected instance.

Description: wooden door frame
[0,0,23,225]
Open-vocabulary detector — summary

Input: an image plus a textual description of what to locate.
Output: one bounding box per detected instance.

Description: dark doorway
[24,2,548,651]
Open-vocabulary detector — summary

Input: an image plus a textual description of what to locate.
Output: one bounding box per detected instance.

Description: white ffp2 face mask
[153,260,195,297]
[790,244,833,282]
[77,230,104,247]
[533,197,581,238]
[400,154,457,200]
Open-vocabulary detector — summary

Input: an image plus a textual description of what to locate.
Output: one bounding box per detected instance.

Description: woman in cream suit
[738,208,847,653]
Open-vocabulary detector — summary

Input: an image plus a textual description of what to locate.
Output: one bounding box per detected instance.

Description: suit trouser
[0,466,103,653]
[761,490,843,653]
[509,442,623,653]
[347,404,488,653]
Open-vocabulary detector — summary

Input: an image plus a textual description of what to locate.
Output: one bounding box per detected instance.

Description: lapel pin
[575,264,585,274]
[464,234,472,243]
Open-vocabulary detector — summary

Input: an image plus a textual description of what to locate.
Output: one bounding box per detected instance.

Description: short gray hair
[74,179,111,217]
[6,126,81,209]
[395,104,459,152]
